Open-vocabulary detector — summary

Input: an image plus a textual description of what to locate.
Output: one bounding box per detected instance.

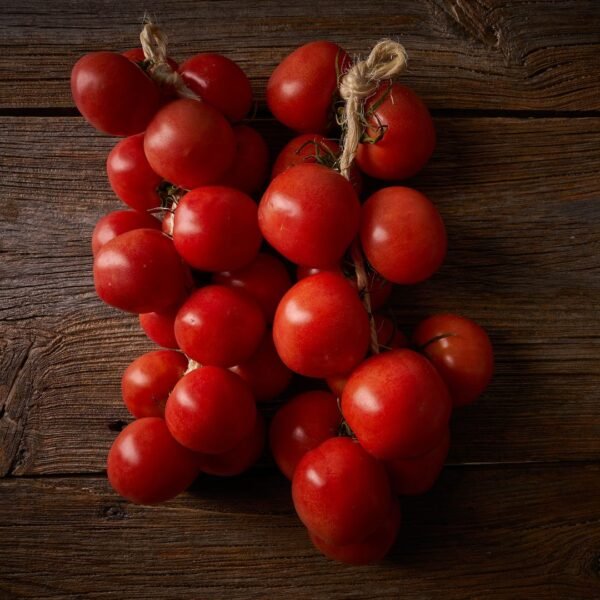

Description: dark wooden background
[1,1,599,598]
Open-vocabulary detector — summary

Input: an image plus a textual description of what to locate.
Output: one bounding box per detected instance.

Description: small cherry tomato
[139,306,180,349]
[91,209,160,255]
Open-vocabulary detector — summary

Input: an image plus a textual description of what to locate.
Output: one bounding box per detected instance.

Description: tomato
[267,41,350,133]
[107,418,200,504]
[360,187,446,284]
[269,390,341,479]
[212,253,291,323]
[165,366,256,454]
[259,163,360,267]
[121,350,188,418]
[230,335,292,402]
[71,52,160,136]
[174,285,266,367]
[106,134,163,211]
[91,210,160,255]
[342,349,452,459]
[273,272,370,378]
[355,82,435,180]
[413,314,494,407]
[309,498,401,565]
[144,98,236,189]
[179,53,252,122]
[292,437,392,545]
[385,429,450,496]
[139,306,180,349]
[93,229,189,313]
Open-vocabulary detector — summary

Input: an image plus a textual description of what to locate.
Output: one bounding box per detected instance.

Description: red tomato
[139,306,180,349]
[179,53,252,122]
[273,272,370,378]
[309,498,401,565]
[174,285,266,367]
[269,390,342,479]
[267,41,351,133]
[93,229,189,313]
[165,366,256,454]
[230,335,292,402]
[413,314,494,407]
[91,210,160,255]
[385,429,450,496]
[172,186,261,272]
[122,48,179,71]
[212,253,291,323]
[292,437,392,545]
[259,163,360,267]
[107,418,200,504]
[342,349,452,459]
[106,134,163,211]
[144,98,236,189]
[355,82,435,180]
[360,187,446,284]
[71,52,160,136]
[121,350,188,418]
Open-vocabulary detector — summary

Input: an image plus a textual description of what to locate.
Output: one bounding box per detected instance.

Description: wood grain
[1,0,599,111]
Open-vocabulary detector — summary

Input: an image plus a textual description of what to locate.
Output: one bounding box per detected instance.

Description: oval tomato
[91,210,160,255]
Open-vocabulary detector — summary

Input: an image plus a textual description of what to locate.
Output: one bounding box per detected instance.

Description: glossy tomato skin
[413,314,494,407]
[139,306,180,349]
[342,349,452,459]
[355,82,435,180]
[71,52,161,136]
[173,186,262,272]
[144,98,236,189]
[269,390,342,479]
[309,498,401,565]
[259,163,360,267]
[91,210,160,255]
[179,53,252,122]
[93,228,189,313]
[212,253,291,323]
[267,41,350,133]
[107,418,200,504]
[360,187,446,285]
[121,350,188,418]
[165,366,256,454]
[174,285,266,367]
[273,272,370,378]
[106,134,163,211]
[292,437,393,545]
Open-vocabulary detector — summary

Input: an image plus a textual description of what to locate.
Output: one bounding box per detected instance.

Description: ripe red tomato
[259,163,360,267]
[292,437,392,545]
[179,53,252,122]
[93,228,189,313]
[413,314,494,407]
[360,187,446,284]
[269,390,341,479]
[212,253,291,323]
[139,306,180,349]
[106,134,163,211]
[273,272,370,378]
[267,41,351,133]
[174,285,266,367]
[144,98,236,189]
[173,186,262,272]
[355,82,435,180]
[71,52,161,136]
[342,349,452,459]
[165,366,256,454]
[107,418,200,504]
[121,350,188,418]
[91,210,160,255]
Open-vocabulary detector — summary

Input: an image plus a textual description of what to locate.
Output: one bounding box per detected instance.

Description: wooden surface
[1,1,599,598]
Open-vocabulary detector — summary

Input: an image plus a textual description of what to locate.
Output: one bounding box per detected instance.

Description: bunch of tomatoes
[72,32,494,565]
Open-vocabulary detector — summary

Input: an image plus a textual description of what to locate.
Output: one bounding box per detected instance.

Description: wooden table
[1,1,599,598]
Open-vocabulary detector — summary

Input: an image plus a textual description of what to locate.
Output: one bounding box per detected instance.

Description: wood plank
[0,115,599,475]
[1,0,599,111]
[1,465,600,598]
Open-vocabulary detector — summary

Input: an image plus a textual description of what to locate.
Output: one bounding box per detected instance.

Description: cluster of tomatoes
[72,32,494,565]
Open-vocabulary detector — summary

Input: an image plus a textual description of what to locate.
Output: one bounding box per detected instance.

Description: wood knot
[101,505,128,520]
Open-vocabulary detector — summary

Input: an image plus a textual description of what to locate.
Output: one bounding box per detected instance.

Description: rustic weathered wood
[1,0,599,111]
